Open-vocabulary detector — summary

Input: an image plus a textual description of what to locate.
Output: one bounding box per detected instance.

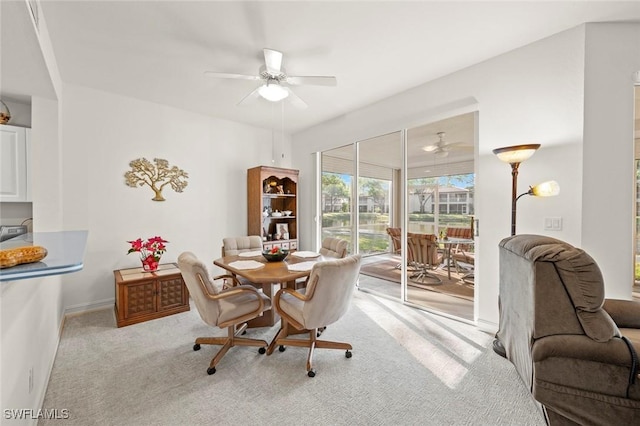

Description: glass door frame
[316,112,477,324]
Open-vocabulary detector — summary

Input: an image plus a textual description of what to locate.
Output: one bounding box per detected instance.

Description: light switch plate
[544,217,562,231]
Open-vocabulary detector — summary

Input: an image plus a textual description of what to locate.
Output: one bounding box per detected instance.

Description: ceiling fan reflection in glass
[422,131,472,158]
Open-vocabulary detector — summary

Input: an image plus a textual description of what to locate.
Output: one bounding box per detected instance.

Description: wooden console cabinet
[114,263,189,327]
[247,165,299,251]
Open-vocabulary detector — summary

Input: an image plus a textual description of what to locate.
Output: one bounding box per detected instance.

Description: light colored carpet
[40,291,545,426]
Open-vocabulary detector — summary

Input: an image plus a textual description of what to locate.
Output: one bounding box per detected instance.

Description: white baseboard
[64,298,114,316]
[476,318,498,334]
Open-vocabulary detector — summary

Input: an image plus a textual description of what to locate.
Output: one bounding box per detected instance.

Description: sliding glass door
[405,113,475,321]
[321,144,354,255]
[317,111,477,322]
[356,132,403,295]
[357,132,401,255]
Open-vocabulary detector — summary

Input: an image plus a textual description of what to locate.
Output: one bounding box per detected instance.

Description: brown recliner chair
[497,235,640,425]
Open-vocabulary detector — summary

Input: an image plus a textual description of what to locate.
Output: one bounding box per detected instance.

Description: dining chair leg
[307,330,317,374]
[195,336,228,346]
[267,321,291,355]
[209,339,233,370]
[234,322,248,336]
[229,324,268,351]
[194,324,268,375]
[266,328,284,355]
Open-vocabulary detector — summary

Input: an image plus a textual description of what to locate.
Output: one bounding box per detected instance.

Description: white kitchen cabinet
[0,124,30,202]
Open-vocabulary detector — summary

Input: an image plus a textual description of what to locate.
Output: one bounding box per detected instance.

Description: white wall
[1,97,62,424]
[58,84,286,311]
[0,1,63,418]
[1,276,63,424]
[292,26,587,331]
[582,23,640,300]
[31,97,63,231]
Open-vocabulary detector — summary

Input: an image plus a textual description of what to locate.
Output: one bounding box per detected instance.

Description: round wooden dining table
[213,252,326,328]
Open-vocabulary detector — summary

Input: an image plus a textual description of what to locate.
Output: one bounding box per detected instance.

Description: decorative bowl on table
[282,210,292,216]
[271,211,283,217]
[262,248,289,262]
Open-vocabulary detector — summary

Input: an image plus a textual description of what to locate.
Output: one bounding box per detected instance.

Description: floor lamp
[491,144,560,357]
[492,144,541,235]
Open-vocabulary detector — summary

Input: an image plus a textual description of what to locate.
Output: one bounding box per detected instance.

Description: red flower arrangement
[127,236,168,272]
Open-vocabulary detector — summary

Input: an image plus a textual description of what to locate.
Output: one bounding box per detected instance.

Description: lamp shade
[492,144,541,164]
[530,180,560,197]
[258,82,289,102]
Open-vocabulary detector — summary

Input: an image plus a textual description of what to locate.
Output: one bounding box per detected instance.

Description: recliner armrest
[532,335,637,399]
[604,298,640,329]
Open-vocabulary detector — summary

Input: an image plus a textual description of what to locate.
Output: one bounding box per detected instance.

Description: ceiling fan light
[258,82,288,102]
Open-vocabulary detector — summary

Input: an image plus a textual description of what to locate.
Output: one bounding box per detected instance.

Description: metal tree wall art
[124,158,189,201]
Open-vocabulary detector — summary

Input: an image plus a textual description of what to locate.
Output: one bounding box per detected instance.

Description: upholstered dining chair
[298,236,348,295]
[296,236,349,334]
[177,252,271,375]
[319,236,348,259]
[269,254,362,377]
[406,233,442,284]
[221,235,263,257]
[221,235,264,286]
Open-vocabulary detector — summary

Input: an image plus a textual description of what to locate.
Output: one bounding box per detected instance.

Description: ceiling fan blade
[286,75,337,86]
[285,87,308,109]
[205,72,261,81]
[264,48,283,75]
[236,86,261,107]
[443,142,474,151]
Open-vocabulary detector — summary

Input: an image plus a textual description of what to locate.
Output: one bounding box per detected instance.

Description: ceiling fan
[205,48,337,109]
[422,132,473,158]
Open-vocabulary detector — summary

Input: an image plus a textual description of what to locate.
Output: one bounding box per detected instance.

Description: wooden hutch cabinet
[247,166,299,251]
[114,263,190,327]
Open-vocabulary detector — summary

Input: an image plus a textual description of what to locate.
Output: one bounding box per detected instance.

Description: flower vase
[141,255,160,272]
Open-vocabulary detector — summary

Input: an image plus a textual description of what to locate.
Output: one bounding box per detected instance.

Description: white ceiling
[1,0,56,103]
[21,0,639,136]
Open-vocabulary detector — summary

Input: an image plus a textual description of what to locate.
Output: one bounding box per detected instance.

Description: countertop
[0,231,88,282]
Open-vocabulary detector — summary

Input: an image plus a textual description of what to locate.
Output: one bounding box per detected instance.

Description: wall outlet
[544,217,563,231]
[29,367,33,394]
